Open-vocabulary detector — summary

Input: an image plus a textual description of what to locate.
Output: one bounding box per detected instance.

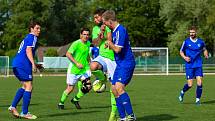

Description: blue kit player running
[8,21,41,119]
[102,10,136,121]
[178,26,208,105]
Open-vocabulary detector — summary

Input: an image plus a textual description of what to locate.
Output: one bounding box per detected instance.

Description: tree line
[0,0,215,56]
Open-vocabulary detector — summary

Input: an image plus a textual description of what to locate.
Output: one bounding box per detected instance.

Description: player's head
[102,10,117,30]
[93,8,106,26]
[29,21,41,37]
[80,27,90,42]
[189,26,197,39]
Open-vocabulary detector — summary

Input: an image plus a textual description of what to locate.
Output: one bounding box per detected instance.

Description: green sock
[92,70,107,83]
[74,81,84,101]
[110,89,117,113]
[60,91,69,104]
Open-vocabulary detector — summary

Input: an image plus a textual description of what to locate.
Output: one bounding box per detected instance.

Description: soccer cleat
[20,112,37,119]
[117,118,126,121]
[71,98,82,109]
[108,112,117,121]
[127,114,136,121]
[58,103,64,109]
[196,98,201,106]
[8,106,20,118]
[196,101,201,106]
[178,91,184,102]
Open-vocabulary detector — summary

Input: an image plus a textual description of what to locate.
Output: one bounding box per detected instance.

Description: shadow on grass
[182,99,215,105]
[0,103,39,108]
[137,114,178,121]
[201,99,215,104]
[84,105,110,109]
[40,110,101,118]
[84,103,138,110]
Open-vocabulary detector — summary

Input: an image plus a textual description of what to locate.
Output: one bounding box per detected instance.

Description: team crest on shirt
[29,75,32,79]
[198,44,200,47]
[189,45,191,47]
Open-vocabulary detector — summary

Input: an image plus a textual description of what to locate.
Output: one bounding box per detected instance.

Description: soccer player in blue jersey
[8,21,41,119]
[102,10,136,121]
[178,26,208,105]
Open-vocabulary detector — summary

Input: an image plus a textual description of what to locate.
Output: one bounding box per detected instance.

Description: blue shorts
[185,67,203,80]
[112,66,135,85]
[13,67,33,81]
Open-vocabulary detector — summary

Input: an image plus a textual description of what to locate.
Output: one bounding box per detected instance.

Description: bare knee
[115,83,125,95]
[65,85,74,94]
[187,81,193,87]
[90,62,99,71]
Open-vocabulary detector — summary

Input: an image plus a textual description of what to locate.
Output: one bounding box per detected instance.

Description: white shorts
[66,70,91,86]
[92,55,116,80]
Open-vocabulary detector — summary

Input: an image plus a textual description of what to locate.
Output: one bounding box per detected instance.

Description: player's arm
[106,41,122,53]
[180,51,190,62]
[203,48,209,59]
[26,47,36,72]
[92,25,105,46]
[180,41,190,62]
[66,51,83,69]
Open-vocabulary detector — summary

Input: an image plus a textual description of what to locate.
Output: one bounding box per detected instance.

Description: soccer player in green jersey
[90,8,117,121]
[58,28,92,109]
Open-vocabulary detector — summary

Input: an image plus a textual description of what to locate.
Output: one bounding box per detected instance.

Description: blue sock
[182,83,191,93]
[11,88,25,107]
[116,97,126,118]
[196,85,202,99]
[120,92,134,115]
[22,91,31,114]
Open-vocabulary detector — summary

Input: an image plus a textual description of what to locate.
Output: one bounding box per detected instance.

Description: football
[92,80,106,93]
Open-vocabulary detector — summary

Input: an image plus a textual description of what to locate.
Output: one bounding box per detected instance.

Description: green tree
[91,0,168,47]
[2,0,51,51]
[160,0,213,55]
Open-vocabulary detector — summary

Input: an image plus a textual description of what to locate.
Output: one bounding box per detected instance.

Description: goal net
[0,56,9,77]
[132,47,169,75]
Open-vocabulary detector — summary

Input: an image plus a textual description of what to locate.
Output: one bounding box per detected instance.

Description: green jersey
[92,25,115,60]
[67,39,91,74]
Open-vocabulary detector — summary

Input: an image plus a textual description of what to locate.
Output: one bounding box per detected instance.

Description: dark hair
[94,8,106,16]
[189,26,197,31]
[80,27,90,34]
[28,21,40,32]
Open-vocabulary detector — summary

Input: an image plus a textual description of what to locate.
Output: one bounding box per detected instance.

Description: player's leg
[58,73,77,109]
[112,67,136,121]
[71,81,83,109]
[20,81,37,119]
[195,67,203,105]
[105,59,118,121]
[71,72,91,109]
[111,84,126,121]
[178,68,194,102]
[90,56,107,83]
[9,68,25,118]
[108,89,118,121]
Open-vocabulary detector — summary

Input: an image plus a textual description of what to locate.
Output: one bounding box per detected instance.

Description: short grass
[0,75,215,121]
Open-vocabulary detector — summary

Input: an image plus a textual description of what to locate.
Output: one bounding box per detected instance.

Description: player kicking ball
[178,26,208,105]
[58,28,92,110]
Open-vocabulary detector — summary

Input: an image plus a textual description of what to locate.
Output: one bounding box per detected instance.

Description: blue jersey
[112,24,135,67]
[91,46,99,59]
[12,34,38,70]
[180,37,206,68]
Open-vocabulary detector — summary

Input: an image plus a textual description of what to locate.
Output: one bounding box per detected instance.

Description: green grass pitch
[0,75,215,121]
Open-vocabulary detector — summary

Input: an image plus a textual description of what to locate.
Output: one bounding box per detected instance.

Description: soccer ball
[92,80,106,93]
